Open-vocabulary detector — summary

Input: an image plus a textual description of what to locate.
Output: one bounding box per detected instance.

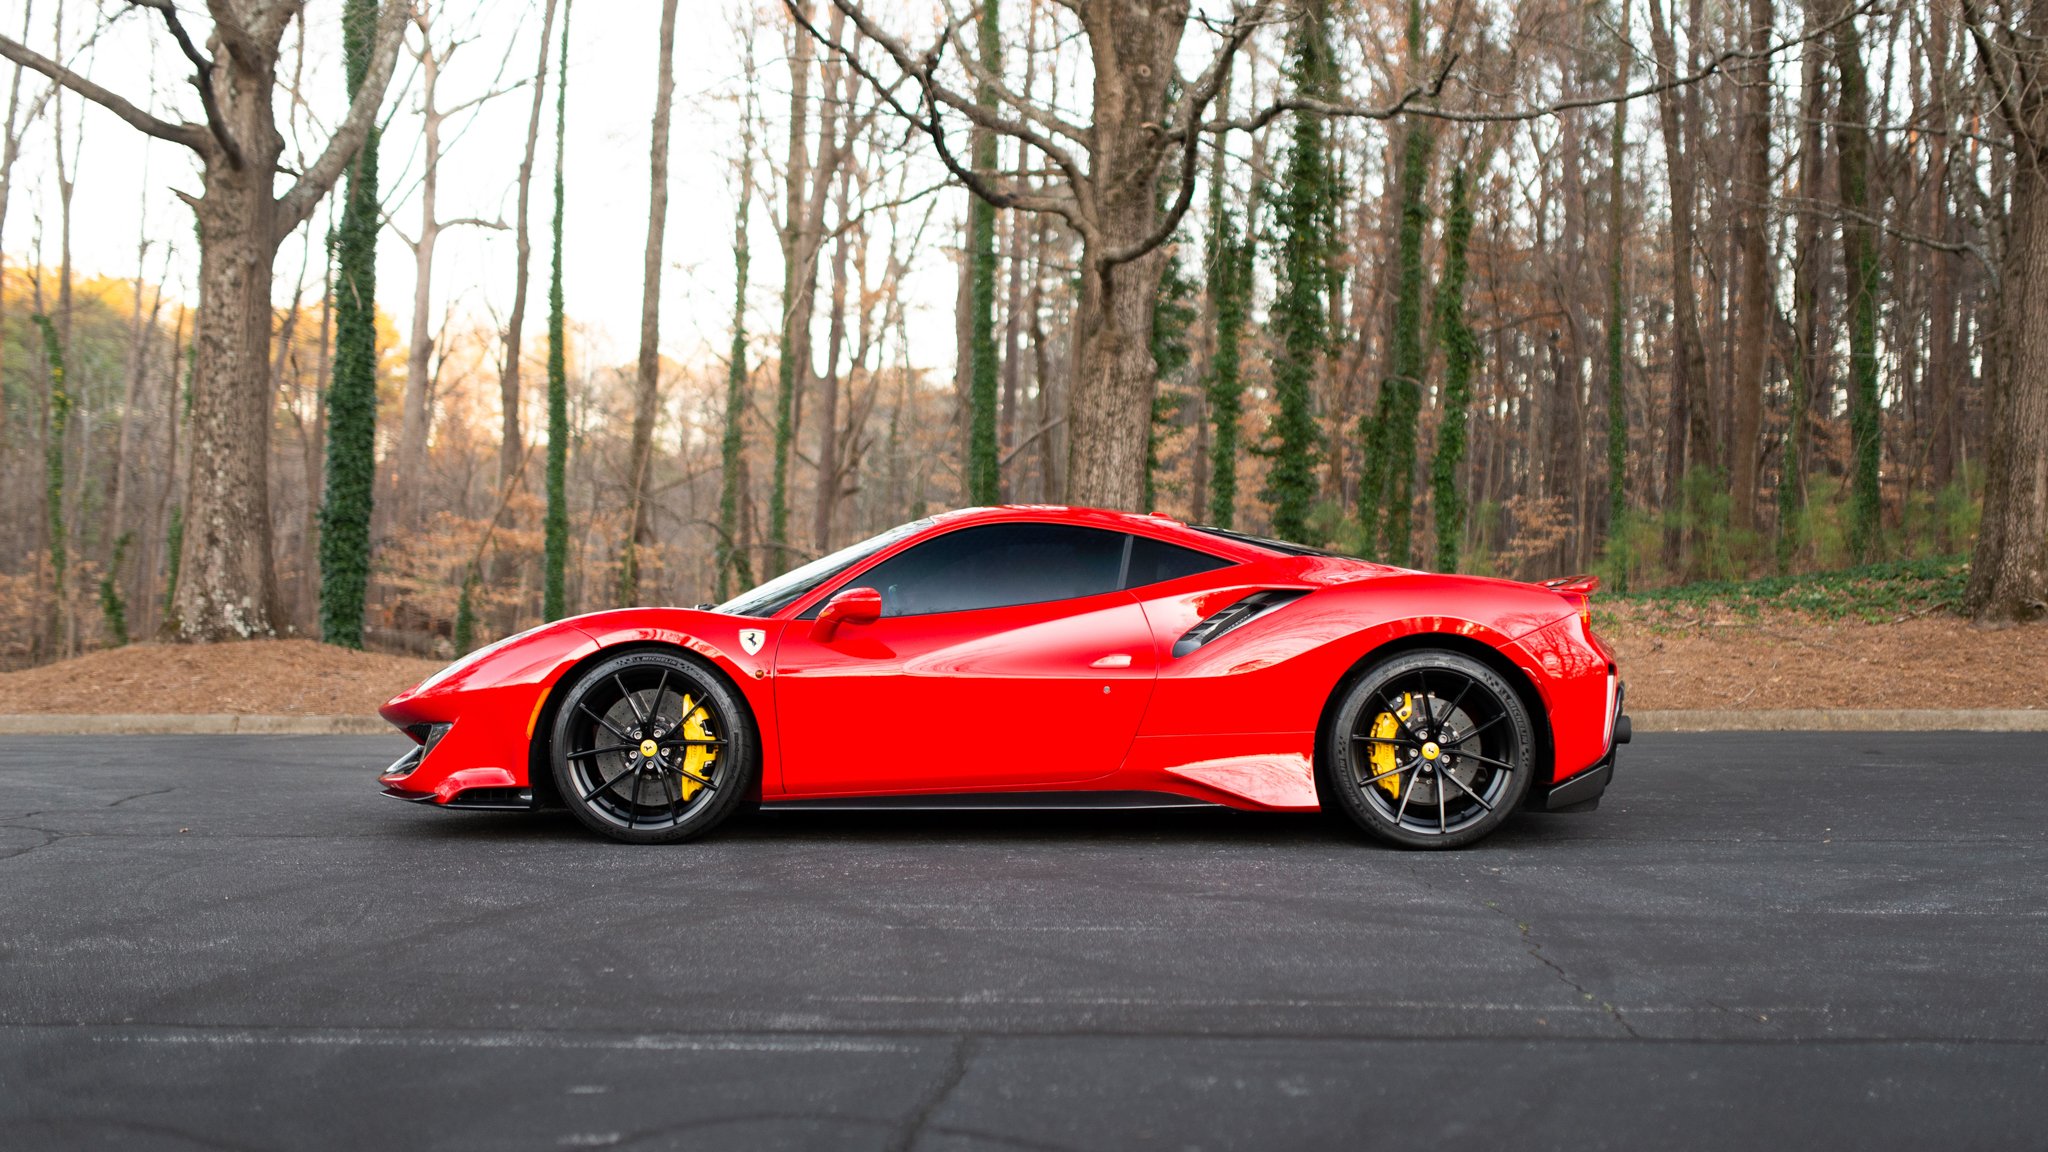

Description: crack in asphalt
[892,1033,976,1152]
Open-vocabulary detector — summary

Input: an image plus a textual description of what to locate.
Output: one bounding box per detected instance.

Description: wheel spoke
[628,767,645,828]
[1360,760,1420,786]
[660,768,682,826]
[1442,674,1474,725]
[678,767,718,793]
[1395,773,1417,826]
[615,674,649,727]
[1417,670,1436,730]
[1379,691,1430,746]
[1439,768,1494,812]
[1450,712,1506,746]
[580,760,637,804]
[1352,733,1419,750]
[1438,778,1448,834]
[1454,750,1517,772]
[657,736,725,749]
[567,743,636,760]
[649,668,671,729]
[578,703,635,743]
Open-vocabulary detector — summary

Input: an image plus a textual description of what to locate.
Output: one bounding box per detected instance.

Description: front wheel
[1322,650,1535,849]
[549,650,757,844]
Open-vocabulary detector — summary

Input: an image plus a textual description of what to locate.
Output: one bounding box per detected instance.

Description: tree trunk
[620,0,680,605]
[1646,0,1715,500]
[812,179,850,551]
[1833,10,1883,562]
[500,0,560,492]
[1062,1,1184,512]
[1968,144,2048,622]
[180,159,289,639]
[1729,0,1772,535]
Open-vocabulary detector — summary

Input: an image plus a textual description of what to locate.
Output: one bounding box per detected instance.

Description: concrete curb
[1632,709,2048,732]
[0,710,2042,736]
[0,714,391,736]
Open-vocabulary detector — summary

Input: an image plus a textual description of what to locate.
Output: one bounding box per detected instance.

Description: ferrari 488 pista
[378,505,1628,848]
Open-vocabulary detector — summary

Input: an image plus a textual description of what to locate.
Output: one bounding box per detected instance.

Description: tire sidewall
[1323,650,1535,849]
[548,649,757,844]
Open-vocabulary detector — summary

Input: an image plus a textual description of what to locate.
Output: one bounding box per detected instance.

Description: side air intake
[1171,590,1309,658]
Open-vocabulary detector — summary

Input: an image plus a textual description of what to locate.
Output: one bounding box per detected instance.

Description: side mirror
[810,586,882,641]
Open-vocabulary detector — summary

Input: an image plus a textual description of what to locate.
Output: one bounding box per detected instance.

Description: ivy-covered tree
[317,0,383,649]
[1358,0,1435,564]
[1259,1,1340,544]
[1429,166,1474,572]
[1833,10,1882,563]
[35,314,67,649]
[965,0,1001,505]
[1205,201,1252,530]
[544,0,574,620]
[717,72,757,601]
[1145,248,1198,511]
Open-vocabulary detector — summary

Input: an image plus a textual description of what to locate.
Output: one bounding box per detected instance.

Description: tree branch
[275,0,408,240]
[791,0,1092,232]
[0,33,208,152]
[128,0,242,167]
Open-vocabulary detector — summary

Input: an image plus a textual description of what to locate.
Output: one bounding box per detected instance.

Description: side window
[1124,534,1232,589]
[854,523,1128,616]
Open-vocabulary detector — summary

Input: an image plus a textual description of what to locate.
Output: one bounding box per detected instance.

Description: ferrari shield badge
[738,628,765,656]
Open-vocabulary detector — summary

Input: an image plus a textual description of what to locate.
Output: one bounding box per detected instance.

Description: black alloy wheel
[549,649,756,844]
[1323,649,1535,849]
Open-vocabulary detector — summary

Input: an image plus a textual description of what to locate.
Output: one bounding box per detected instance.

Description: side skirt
[761,790,1223,813]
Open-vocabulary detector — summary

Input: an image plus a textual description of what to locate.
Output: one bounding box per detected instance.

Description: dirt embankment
[0,640,441,716]
[1599,606,2047,711]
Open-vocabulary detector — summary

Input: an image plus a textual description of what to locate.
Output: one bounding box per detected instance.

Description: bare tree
[0,1,406,641]
[1962,0,2048,621]
[388,1,516,531]
[619,0,681,605]
[499,0,560,493]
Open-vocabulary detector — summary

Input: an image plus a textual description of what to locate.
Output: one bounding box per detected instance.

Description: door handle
[1089,653,1132,669]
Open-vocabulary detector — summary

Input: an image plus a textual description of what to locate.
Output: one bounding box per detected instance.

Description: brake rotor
[1366,692,1482,807]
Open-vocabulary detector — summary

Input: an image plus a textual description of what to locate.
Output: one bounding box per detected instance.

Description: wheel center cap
[638,739,660,759]
[1422,741,1441,760]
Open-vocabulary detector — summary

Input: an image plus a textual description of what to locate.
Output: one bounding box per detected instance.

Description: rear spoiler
[1540,574,1600,595]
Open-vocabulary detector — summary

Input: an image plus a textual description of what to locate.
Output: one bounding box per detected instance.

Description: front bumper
[1539,682,1629,812]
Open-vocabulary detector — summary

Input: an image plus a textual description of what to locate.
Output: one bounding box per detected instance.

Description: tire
[1322,649,1535,849]
[548,649,757,844]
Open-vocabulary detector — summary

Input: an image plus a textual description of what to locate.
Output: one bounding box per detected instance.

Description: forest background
[0,0,2042,671]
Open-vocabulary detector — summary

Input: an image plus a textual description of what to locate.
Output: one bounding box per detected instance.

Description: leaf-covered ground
[1598,557,2046,710]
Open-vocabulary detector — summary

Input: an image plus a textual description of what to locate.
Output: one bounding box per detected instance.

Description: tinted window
[854,523,1127,616]
[1125,534,1231,588]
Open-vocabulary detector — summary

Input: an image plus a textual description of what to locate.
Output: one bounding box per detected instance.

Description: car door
[772,522,1160,795]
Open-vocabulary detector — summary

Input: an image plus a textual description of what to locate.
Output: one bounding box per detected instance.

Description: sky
[3,0,964,388]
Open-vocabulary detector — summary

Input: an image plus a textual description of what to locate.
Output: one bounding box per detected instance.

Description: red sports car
[378,505,1628,848]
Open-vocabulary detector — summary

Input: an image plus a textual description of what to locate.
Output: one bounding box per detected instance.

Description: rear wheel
[1323,650,1534,849]
[549,650,756,844]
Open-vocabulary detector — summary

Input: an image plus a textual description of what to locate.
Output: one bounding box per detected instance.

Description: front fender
[379,609,785,802]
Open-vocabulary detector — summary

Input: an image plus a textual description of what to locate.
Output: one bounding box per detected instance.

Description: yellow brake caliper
[675,694,718,800]
[1367,693,1415,799]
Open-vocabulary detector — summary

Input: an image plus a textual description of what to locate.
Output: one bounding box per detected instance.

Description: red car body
[378,505,1624,816]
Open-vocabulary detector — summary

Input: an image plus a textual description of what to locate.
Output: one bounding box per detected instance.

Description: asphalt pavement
[1,732,2044,1150]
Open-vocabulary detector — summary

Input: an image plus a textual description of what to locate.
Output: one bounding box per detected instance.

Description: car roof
[925,505,1298,562]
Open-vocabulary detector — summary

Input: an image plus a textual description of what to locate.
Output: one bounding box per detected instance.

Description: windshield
[715,518,934,618]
